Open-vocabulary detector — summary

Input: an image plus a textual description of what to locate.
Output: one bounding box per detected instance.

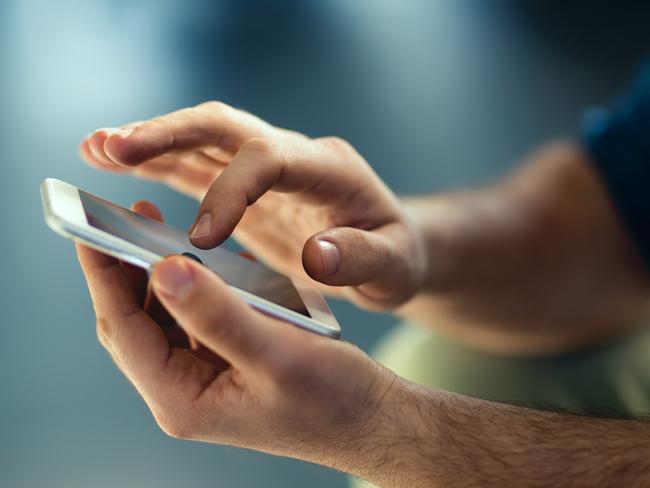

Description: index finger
[188,137,372,248]
[101,102,276,167]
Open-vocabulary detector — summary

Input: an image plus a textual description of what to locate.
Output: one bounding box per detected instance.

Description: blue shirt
[584,59,650,266]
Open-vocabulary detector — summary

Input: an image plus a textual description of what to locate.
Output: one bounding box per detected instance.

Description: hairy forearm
[395,142,650,353]
[354,377,650,487]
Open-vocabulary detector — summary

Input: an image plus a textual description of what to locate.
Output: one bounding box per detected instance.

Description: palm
[235,193,332,278]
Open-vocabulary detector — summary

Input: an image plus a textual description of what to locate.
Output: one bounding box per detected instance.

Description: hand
[76,201,396,470]
[79,103,650,353]
[79,102,427,310]
[75,203,650,488]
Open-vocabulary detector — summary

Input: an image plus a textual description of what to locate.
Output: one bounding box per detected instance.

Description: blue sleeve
[582,59,650,266]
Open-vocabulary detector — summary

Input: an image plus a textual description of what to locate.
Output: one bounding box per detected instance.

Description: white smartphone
[41,178,341,339]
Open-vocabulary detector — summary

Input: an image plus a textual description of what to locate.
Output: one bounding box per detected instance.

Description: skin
[76,102,650,485]
[76,216,650,488]
[399,143,650,353]
[81,102,428,311]
[80,102,650,354]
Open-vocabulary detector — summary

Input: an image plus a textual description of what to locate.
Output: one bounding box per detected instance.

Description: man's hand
[76,204,396,471]
[79,102,427,310]
[77,210,650,488]
[80,102,650,353]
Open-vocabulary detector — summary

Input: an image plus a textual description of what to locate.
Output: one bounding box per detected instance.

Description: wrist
[342,367,445,487]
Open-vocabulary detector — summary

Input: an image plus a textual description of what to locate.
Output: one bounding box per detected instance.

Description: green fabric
[350,324,650,488]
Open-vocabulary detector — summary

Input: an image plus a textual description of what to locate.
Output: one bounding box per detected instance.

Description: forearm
[395,141,650,353]
[398,143,591,322]
[395,180,560,352]
[353,376,650,487]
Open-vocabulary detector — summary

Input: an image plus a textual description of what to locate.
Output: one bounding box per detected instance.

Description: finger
[127,201,190,344]
[77,243,219,407]
[199,147,232,165]
[79,138,103,168]
[76,243,172,393]
[79,137,125,173]
[120,261,148,307]
[124,201,164,303]
[84,120,144,169]
[89,129,126,168]
[131,199,163,222]
[179,150,228,176]
[164,161,223,198]
[130,161,221,200]
[301,224,417,307]
[102,101,275,166]
[189,137,339,249]
[188,347,230,371]
[150,255,276,368]
[300,225,399,284]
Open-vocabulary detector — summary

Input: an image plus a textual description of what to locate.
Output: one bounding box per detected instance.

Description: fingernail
[317,240,341,276]
[190,213,213,240]
[154,260,194,300]
[112,127,135,138]
[102,127,134,138]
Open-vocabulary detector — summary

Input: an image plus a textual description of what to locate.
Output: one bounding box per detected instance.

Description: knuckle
[154,406,199,440]
[240,137,280,159]
[95,317,112,346]
[157,417,192,440]
[317,136,354,154]
[358,232,379,259]
[196,100,228,114]
[358,233,387,266]
[143,117,166,131]
[339,229,385,271]
[96,330,109,349]
[134,117,168,140]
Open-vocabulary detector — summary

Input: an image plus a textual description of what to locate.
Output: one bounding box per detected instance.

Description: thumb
[151,255,274,367]
[302,226,411,294]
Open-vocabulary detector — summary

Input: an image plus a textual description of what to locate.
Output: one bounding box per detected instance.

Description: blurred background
[2,0,650,486]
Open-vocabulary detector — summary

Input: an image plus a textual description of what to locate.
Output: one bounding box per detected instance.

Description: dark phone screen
[79,190,310,317]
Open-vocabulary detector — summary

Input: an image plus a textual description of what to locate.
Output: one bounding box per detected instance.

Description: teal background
[2,1,650,486]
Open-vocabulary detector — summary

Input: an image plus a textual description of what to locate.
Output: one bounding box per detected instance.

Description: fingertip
[152,254,232,307]
[188,232,228,250]
[188,212,232,250]
[105,123,173,166]
[104,131,140,166]
[302,236,337,281]
[130,200,164,222]
[188,236,215,250]
[89,129,109,157]
[151,255,196,301]
[152,253,268,365]
[86,130,125,171]
[155,254,191,273]
[79,139,97,165]
[188,212,221,249]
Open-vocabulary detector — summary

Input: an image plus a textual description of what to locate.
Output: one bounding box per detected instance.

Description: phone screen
[78,190,310,317]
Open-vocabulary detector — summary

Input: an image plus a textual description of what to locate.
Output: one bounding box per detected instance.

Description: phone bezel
[41,178,341,339]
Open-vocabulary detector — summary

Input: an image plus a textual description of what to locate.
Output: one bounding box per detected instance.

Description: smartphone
[41,178,341,338]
